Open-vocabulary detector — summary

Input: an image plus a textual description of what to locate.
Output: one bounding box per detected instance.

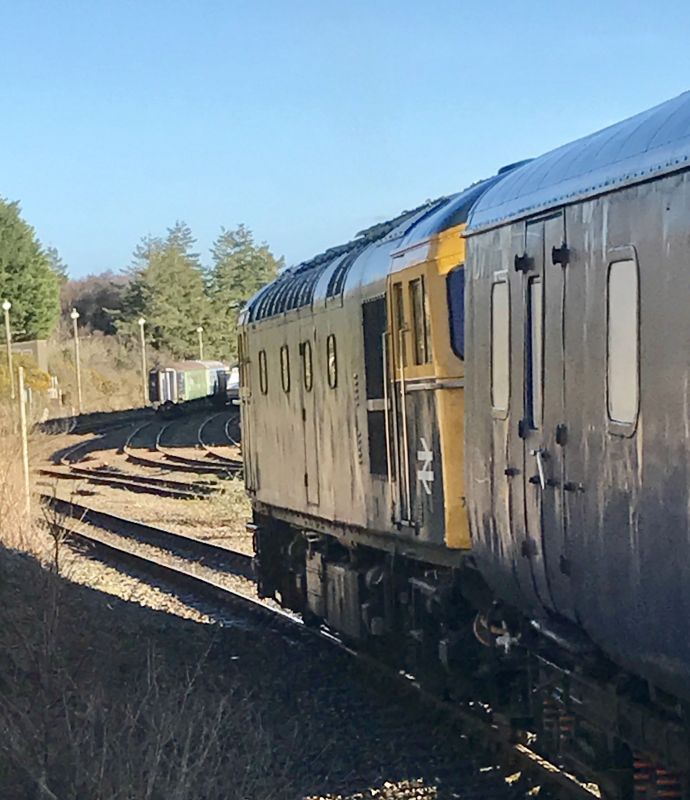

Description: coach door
[514,213,575,619]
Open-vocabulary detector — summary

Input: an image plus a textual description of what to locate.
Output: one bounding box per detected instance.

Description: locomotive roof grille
[247,199,445,322]
[245,166,525,323]
[467,91,690,233]
[326,248,365,299]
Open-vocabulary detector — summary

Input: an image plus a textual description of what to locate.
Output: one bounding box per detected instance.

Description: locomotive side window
[528,277,543,428]
[301,340,313,392]
[491,279,510,412]
[326,334,337,388]
[258,349,268,395]
[280,345,290,393]
[409,277,432,365]
[392,281,407,367]
[446,265,465,360]
[607,258,639,425]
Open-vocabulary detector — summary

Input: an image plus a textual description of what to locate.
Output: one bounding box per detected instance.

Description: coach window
[258,349,268,395]
[409,277,432,365]
[392,281,407,366]
[301,340,313,392]
[280,345,290,393]
[607,258,639,426]
[446,265,465,359]
[491,279,510,412]
[326,334,337,389]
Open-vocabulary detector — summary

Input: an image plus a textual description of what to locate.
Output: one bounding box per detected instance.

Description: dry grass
[0,542,294,800]
[0,401,31,549]
[0,407,292,799]
[48,332,157,413]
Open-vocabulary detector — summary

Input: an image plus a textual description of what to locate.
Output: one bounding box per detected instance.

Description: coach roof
[466,90,690,234]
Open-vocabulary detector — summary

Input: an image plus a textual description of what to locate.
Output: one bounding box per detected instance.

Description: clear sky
[1,0,689,278]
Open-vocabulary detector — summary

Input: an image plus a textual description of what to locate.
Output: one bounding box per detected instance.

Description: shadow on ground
[0,543,510,800]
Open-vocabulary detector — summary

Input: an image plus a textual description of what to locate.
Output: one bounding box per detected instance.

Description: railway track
[123,421,242,475]
[43,494,254,579]
[197,411,242,465]
[43,493,600,800]
[39,465,216,500]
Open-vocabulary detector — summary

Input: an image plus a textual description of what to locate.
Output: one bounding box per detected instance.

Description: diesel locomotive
[238,91,690,795]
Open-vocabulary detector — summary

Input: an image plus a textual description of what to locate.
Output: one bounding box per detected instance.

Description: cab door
[299,334,320,506]
[516,213,575,619]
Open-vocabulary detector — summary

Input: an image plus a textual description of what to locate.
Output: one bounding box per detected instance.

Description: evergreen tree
[118,223,209,358]
[130,234,163,271]
[0,198,60,340]
[46,246,68,284]
[206,224,282,359]
[165,220,200,266]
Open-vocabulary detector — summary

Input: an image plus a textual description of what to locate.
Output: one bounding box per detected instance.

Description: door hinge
[518,418,528,439]
[521,538,537,558]
[304,473,308,487]
[301,407,306,422]
[555,423,568,446]
[564,481,585,494]
[514,252,534,273]
[551,243,570,267]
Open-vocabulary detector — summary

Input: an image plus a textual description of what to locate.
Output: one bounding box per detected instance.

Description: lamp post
[196,326,204,361]
[2,299,14,399]
[70,308,83,414]
[138,317,148,406]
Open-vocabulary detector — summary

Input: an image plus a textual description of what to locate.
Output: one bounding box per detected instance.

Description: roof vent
[498,158,533,175]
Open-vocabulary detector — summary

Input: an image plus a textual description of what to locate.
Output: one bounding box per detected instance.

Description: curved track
[197,411,242,465]
[120,421,241,476]
[40,465,214,500]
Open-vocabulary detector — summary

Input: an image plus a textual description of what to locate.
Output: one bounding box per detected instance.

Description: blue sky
[1,0,689,278]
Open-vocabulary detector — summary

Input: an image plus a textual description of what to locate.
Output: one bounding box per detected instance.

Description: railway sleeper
[251,514,690,798]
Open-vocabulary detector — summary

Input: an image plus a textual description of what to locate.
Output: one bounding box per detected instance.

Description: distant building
[0,339,49,373]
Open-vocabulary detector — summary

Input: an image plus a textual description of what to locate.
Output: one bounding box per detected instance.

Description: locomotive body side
[239,183,508,640]
[240,181,502,564]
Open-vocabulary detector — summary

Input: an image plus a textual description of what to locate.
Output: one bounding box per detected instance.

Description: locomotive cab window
[491,278,510,413]
[280,345,290,393]
[258,349,268,395]
[447,265,465,360]
[607,257,639,427]
[301,340,313,392]
[409,276,432,365]
[392,281,407,367]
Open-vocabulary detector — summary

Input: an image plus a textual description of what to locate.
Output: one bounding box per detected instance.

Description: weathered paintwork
[239,174,510,558]
[465,91,690,701]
